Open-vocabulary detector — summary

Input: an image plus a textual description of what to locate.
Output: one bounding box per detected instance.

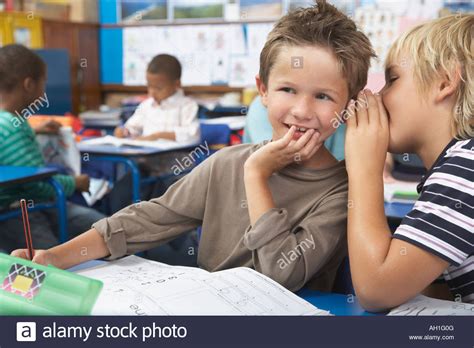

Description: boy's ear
[434,66,461,103]
[255,74,268,107]
[23,77,35,92]
[174,79,181,89]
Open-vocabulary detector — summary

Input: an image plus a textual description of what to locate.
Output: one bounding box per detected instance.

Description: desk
[78,142,199,203]
[72,260,379,316]
[296,289,380,316]
[384,202,414,219]
[0,166,68,243]
[200,116,246,131]
[0,166,58,187]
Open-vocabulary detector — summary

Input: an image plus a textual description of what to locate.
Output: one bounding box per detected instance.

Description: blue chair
[0,177,68,243]
[197,123,231,164]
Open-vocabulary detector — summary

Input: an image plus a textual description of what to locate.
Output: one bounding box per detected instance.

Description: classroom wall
[98,0,473,95]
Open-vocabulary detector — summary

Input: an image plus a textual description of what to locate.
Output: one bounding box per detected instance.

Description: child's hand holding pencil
[13,199,58,266]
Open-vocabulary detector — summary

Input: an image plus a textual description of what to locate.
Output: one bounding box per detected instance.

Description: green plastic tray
[0,253,102,315]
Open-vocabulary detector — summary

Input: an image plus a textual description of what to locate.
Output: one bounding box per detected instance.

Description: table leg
[92,156,141,204]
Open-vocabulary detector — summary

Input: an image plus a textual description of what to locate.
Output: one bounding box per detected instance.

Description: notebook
[77,255,330,316]
[388,294,474,316]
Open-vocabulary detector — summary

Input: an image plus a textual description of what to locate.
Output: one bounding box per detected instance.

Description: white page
[82,178,110,206]
[80,136,198,150]
[77,255,330,316]
[388,295,474,316]
[384,180,419,203]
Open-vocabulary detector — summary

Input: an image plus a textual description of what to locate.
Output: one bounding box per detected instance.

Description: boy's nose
[290,96,314,121]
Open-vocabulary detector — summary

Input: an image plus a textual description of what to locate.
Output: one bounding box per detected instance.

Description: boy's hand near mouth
[244,126,321,225]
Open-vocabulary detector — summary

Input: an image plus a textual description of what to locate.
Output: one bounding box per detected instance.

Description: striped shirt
[393,138,473,303]
[0,111,75,208]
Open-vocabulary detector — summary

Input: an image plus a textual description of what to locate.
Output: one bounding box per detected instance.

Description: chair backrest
[197,123,231,164]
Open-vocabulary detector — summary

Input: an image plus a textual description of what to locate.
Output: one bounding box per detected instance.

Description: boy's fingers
[275,126,296,149]
[11,249,27,258]
[345,100,357,128]
[32,252,49,266]
[306,141,323,160]
[291,128,316,152]
[298,131,321,159]
[356,90,369,125]
[365,90,379,125]
[375,93,389,129]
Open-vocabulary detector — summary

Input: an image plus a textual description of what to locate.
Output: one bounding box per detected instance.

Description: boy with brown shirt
[13,0,375,292]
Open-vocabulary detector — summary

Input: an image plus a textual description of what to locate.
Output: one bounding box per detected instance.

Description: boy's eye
[315,93,332,101]
[279,87,295,94]
[387,76,398,84]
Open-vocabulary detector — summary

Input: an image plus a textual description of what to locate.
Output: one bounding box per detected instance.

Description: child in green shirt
[0,44,104,252]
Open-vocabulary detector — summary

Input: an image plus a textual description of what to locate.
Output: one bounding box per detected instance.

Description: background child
[0,44,105,252]
[114,54,199,143]
[110,54,201,209]
[345,14,473,310]
[13,1,375,292]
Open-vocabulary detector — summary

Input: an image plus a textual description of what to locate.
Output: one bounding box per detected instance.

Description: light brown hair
[386,14,473,139]
[259,0,376,99]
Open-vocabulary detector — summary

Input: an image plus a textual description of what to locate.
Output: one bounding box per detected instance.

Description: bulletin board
[0,12,43,48]
[98,0,473,89]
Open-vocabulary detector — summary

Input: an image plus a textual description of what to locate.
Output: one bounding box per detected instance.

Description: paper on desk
[77,255,330,316]
[81,178,110,206]
[388,295,474,316]
[80,135,197,150]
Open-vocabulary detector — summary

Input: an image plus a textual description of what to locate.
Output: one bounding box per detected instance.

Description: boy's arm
[12,228,108,269]
[243,194,348,292]
[135,131,176,141]
[12,157,215,268]
[244,127,321,225]
[123,102,148,137]
[347,171,449,311]
[242,128,331,291]
[243,170,275,225]
[83,153,215,260]
[173,101,199,143]
[345,90,451,311]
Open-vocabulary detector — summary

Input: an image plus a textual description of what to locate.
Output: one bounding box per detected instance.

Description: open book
[80,135,198,150]
[77,256,329,316]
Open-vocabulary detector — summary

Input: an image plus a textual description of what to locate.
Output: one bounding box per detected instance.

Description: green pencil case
[0,253,102,315]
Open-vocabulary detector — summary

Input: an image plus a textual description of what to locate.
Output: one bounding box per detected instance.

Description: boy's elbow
[355,283,394,313]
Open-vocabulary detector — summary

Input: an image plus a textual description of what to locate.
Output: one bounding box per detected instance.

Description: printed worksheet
[388,295,474,316]
[77,256,329,316]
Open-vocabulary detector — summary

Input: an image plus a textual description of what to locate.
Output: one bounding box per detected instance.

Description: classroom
[0,0,473,333]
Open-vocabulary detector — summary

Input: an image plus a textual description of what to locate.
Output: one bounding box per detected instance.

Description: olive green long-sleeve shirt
[93,143,348,292]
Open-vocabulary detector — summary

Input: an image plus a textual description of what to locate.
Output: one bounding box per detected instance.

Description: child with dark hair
[114,54,199,143]
[0,44,105,252]
[110,54,200,210]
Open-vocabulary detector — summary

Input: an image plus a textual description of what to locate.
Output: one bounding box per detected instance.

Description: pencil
[20,199,34,261]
